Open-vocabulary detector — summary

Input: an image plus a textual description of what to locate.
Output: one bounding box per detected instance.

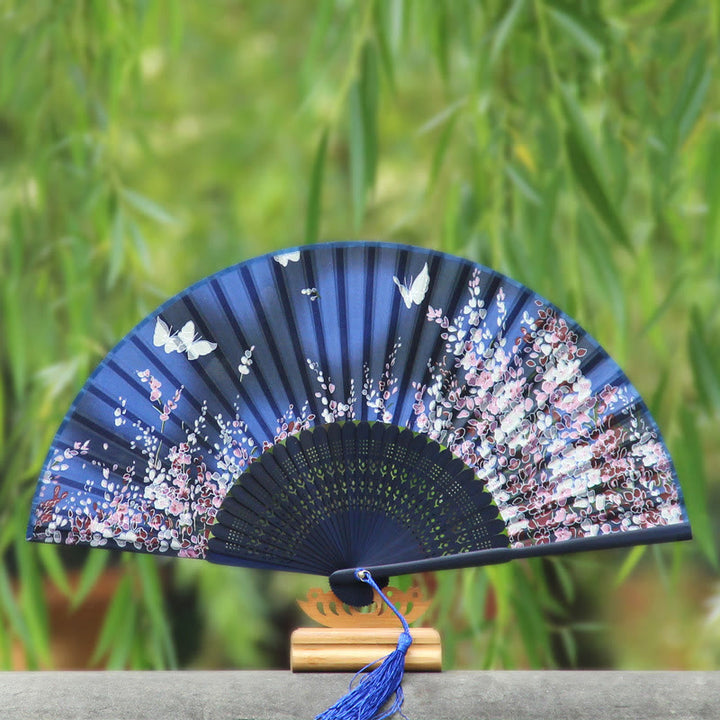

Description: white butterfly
[153,317,180,353]
[173,321,217,360]
[393,262,430,308]
[273,250,301,267]
[153,317,216,360]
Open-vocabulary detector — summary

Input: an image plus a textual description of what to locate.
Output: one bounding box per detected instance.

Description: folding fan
[27,241,690,717]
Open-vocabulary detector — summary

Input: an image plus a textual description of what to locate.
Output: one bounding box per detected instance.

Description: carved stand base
[290,627,442,671]
[290,585,442,672]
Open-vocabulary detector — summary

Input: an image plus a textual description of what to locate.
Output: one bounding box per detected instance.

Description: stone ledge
[1,670,718,720]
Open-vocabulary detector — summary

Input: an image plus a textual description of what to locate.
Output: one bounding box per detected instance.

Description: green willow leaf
[106,598,137,670]
[512,570,550,668]
[659,0,695,24]
[577,213,626,346]
[305,128,329,245]
[641,274,685,336]
[373,2,396,92]
[71,550,109,611]
[347,42,379,230]
[91,574,133,665]
[417,97,467,135]
[36,544,72,599]
[461,568,489,636]
[121,188,177,225]
[505,163,543,206]
[564,130,631,251]
[614,545,647,586]
[675,407,717,567]
[389,0,408,52]
[303,0,334,81]
[558,626,578,667]
[432,1,450,78]
[649,369,670,428]
[348,82,366,229]
[136,555,177,668]
[545,3,605,61]
[168,0,184,53]
[427,112,457,193]
[108,208,125,288]
[0,562,31,650]
[688,307,720,415]
[0,356,4,449]
[3,278,26,397]
[360,43,379,189]
[127,217,152,270]
[491,0,525,65]
[704,129,720,267]
[15,538,50,668]
[559,83,609,188]
[672,47,711,149]
[550,558,575,604]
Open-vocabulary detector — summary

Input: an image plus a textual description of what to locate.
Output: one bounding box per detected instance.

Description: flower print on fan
[409,269,683,549]
[31,359,320,558]
[136,369,182,422]
[265,404,316,449]
[307,359,357,424]
[362,341,402,423]
[238,346,255,377]
[32,368,245,557]
[35,486,69,531]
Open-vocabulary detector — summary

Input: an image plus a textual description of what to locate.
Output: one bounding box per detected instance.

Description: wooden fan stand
[290,585,442,672]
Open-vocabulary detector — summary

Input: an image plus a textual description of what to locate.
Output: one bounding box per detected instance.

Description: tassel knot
[397,631,412,654]
[315,569,413,720]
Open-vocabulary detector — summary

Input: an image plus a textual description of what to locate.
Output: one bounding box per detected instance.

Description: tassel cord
[355,569,411,635]
[314,568,413,720]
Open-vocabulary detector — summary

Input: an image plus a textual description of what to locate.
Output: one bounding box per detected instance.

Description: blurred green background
[1,0,719,671]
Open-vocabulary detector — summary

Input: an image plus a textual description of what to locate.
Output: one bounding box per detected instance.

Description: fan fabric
[28,241,691,583]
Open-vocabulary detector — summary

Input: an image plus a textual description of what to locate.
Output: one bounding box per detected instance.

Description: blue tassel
[315,569,413,720]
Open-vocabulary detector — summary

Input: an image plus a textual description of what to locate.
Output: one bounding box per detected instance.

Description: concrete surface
[0,670,718,719]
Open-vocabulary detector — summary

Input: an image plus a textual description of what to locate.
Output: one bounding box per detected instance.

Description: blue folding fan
[27,241,690,717]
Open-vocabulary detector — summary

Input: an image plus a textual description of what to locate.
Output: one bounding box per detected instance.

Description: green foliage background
[1,0,718,671]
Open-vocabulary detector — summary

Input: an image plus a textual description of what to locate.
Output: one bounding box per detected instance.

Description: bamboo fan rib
[27,241,691,599]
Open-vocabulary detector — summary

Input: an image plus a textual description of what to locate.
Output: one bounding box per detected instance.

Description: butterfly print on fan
[153,317,217,361]
[273,250,301,266]
[393,262,430,308]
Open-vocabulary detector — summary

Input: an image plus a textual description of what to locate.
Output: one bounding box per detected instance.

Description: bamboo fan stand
[290,585,441,672]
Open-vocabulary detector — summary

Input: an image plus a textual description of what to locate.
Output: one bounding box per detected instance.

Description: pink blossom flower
[169,499,185,515]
